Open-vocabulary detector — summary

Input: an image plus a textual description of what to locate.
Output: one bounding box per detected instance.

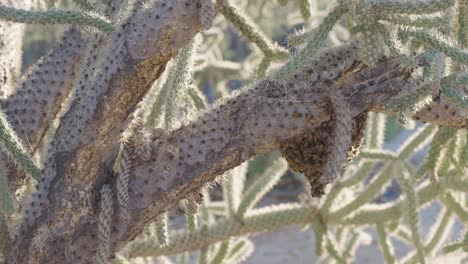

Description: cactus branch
[0,110,40,179]
[0,4,113,33]
[127,203,318,258]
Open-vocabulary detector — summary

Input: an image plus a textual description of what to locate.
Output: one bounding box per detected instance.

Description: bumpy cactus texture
[2,28,85,149]
[200,0,216,31]
[0,0,466,263]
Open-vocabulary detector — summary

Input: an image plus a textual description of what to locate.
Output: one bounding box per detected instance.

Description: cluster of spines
[385,73,466,126]
[30,224,51,255]
[146,66,172,128]
[430,52,445,98]
[116,99,152,220]
[2,28,85,147]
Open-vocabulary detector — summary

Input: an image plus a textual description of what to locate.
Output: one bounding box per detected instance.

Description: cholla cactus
[0,0,465,263]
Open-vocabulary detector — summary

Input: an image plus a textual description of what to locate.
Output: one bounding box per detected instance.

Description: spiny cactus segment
[2,28,85,148]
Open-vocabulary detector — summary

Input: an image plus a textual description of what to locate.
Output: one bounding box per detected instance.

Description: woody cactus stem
[9,0,204,263]
[61,53,420,262]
